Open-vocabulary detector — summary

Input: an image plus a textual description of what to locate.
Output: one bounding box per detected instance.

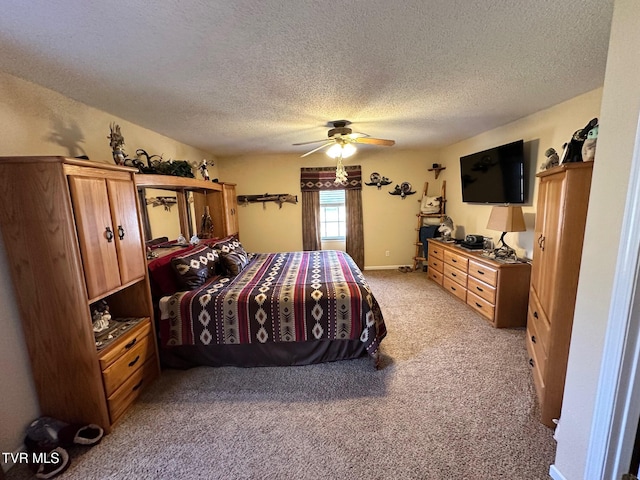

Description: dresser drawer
[107,357,159,424]
[526,323,547,379]
[467,276,496,304]
[99,319,153,370]
[428,243,444,261]
[467,291,495,322]
[444,264,467,287]
[102,334,156,396]
[468,260,498,287]
[428,268,443,285]
[444,250,469,271]
[528,288,551,353]
[443,278,466,302]
[526,334,546,403]
[428,257,443,273]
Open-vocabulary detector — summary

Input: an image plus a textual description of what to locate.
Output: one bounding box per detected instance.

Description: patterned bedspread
[159,250,386,360]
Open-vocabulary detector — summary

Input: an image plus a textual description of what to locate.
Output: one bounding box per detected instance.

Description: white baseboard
[549,464,567,480]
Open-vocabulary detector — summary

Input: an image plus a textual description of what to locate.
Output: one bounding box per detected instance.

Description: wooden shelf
[428,167,446,179]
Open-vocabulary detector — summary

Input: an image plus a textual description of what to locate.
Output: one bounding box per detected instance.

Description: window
[319,189,346,240]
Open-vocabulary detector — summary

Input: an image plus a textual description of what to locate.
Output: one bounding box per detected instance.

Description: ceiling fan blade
[353,137,395,146]
[300,141,335,157]
[347,132,370,139]
[293,138,331,146]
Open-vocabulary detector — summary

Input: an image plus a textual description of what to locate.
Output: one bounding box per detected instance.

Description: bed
[148,237,386,369]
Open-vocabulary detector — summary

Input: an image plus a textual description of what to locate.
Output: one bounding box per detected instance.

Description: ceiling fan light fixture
[326,142,356,159]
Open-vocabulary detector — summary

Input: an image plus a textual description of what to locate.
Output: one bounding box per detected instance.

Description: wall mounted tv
[460,139,526,204]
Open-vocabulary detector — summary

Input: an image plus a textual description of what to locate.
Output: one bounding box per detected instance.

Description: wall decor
[389,182,416,199]
[145,196,178,211]
[237,193,298,209]
[364,172,392,189]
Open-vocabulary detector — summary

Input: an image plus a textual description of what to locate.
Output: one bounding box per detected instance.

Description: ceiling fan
[293,120,395,157]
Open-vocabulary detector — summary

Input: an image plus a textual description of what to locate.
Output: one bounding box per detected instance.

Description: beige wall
[554,0,640,477]
[217,149,440,268]
[0,71,218,463]
[437,88,603,260]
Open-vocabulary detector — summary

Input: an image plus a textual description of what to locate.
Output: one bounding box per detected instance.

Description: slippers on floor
[398,266,412,273]
[34,447,70,479]
[26,417,104,449]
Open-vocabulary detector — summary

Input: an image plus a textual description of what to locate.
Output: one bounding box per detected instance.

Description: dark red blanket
[159,250,386,361]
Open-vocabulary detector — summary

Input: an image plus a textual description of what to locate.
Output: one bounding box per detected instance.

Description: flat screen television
[460,139,526,204]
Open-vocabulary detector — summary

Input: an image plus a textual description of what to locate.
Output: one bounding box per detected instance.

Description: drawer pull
[529,358,535,368]
[531,335,537,343]
[105,226,114,243]
[132,379,144,392]
[533,311,539,319]
[128,355,141,367]
[476,286,483,292]
[452,259,457,263]
[451,272,457,277]
[124,338,137,349]
[475,302,482,308]
[450,286,456,291]
[477,270,485,275]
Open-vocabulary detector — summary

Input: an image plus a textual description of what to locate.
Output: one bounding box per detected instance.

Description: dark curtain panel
[345,188,364,269]
[301,190,321,251]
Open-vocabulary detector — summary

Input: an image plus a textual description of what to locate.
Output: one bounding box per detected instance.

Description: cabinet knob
[529,358,535,367]
[531,335,536,343]
[105,226,114,242]
[534,311,539,319]
[117,225,125,240]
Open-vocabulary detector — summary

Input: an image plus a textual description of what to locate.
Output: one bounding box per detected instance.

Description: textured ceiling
[0,0,614,157]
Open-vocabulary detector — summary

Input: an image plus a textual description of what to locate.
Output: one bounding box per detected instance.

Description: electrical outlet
[385,250,390,257]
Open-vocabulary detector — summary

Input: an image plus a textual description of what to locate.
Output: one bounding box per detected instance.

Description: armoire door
[68,175,122,299]
[531,171,565,317]
[106,178,146,285]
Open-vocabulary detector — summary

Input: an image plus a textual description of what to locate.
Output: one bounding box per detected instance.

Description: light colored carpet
[7,270,555,479]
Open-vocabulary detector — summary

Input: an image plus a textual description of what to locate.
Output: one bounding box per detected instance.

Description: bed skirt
[159,339,368,369]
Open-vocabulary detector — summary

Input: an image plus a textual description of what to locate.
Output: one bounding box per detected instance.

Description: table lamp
[486,205,526,260]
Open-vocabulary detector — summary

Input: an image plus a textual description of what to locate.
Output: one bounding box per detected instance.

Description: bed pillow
[171,245,220,290]
[148,245,196,297]
[209,235,246,255]
[219,249,250,277]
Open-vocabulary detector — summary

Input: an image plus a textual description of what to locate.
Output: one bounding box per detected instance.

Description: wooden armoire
[0,157,159,433]
[526,162,593,428]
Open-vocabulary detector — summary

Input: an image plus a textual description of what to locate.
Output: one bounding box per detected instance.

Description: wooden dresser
[0,157,159,433]
[527,163,593,428]
[427,239,531,328]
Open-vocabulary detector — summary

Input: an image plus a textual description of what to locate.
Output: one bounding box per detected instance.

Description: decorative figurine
[108,123,127,165]
[199,159,211,181]
[582,124,598,162]
[438,216,454,241]
[541,148,560,170]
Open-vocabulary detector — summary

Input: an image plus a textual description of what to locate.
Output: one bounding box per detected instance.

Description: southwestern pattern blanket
[159,250,386,362]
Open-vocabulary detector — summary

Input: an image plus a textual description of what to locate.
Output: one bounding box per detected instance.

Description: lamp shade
[486,206,526,232]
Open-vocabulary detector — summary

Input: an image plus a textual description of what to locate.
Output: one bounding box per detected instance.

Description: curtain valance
[300,166,362,191]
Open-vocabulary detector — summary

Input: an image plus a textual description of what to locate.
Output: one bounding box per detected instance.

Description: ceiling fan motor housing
[328,126,352,138]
